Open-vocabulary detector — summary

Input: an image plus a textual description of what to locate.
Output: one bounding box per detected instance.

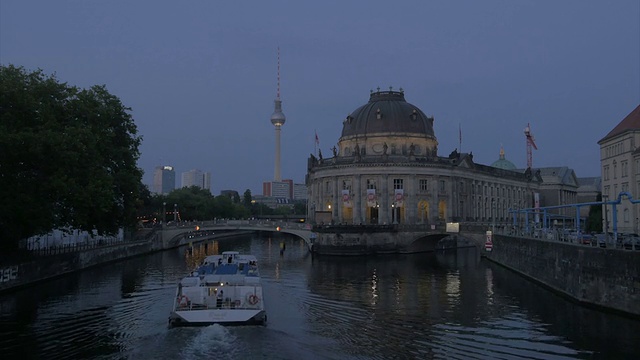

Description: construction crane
[524,123,538,169]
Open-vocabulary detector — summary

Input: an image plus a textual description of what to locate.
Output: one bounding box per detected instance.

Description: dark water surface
[1,234,638,359]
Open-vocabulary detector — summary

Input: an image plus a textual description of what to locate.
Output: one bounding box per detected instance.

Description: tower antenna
[277,47,280,99]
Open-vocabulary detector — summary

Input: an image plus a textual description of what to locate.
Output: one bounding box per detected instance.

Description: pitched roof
[598,104,640,143]
[577,176,601,192]
[537,166,579,187]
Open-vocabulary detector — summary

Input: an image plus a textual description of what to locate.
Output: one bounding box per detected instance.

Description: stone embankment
[482,234,640,318]
[0,230,250,294]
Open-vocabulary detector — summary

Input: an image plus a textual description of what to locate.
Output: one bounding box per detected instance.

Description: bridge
[153,219,494,255]
[156,220,317,251]
[153,192,640,255]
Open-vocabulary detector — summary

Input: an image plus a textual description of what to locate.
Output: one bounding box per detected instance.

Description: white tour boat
[169,251,266,327]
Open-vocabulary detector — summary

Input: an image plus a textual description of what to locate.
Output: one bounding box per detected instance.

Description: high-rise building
[293,183,308,200]
[271,47,286,182]
[181,169,211,192]
[263,180,291,199]
[203,172,212,192]
[152,165,175,194]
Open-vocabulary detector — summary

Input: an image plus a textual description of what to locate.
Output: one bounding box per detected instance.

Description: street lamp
[492,199,496,234]
[392,203,397,224]
[602,195,609,245]
[174,203,177,222]
[163,202,166,224]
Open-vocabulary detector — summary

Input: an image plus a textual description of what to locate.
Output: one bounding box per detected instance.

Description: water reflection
[0,235,638,359]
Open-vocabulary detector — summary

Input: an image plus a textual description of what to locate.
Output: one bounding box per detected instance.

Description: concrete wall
[0,231,252,294]
[485,234,640,317]
[312,229,470,255]
[0,240,163,293]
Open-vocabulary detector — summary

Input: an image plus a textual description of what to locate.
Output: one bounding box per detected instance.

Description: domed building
[491,146,517,170]
[307,88,541,227]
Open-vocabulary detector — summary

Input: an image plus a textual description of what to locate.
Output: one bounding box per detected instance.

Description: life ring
[178,295,189,307]
[246,293,260,305]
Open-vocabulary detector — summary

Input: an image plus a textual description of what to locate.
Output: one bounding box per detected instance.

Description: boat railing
[175,297,261,311]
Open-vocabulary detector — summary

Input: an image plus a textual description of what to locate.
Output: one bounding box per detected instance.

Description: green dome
[491,146,517,170]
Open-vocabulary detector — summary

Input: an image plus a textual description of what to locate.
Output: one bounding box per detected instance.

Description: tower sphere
[271,104,286,126]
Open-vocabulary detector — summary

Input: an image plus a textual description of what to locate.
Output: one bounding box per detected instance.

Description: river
[1,233,638,359]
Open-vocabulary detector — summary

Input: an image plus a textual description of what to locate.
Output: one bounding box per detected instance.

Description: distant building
[598,104,640,235]
[577,177,602,220]
[490,146,517,170]
[263,179,291,198]
[181,169,211,192]
[293,183,308,200]
[535,167,580,223]
[492,147,587,226]
[153,165,175,194]
[204,172,212,192]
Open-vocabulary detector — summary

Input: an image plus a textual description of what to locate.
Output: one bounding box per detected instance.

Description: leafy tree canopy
[0,65,143,249]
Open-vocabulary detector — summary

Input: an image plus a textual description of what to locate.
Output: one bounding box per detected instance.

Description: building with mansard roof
[598,104,640,235]
[306,89,542,226]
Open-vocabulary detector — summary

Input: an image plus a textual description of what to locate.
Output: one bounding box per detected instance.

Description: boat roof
[191,252,261,281]
[202,253,258,264]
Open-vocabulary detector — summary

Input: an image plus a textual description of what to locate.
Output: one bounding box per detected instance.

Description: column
[333,177,340,224]
[381,174,389,224]
[353,174,362,224]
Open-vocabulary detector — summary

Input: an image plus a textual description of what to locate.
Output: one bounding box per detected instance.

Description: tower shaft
[274,125,282,181]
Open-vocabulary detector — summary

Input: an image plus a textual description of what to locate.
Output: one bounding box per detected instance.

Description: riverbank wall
[484,234,640,318]
[0,231,253,294]
[310,225,475,255]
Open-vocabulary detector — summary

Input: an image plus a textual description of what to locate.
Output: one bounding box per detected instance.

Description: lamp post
[162,202,166,225]
[602,195,609,245]
[392,203,397,224]
[251,200,256,220]
[174,203,177,222]
[492,199,496,234]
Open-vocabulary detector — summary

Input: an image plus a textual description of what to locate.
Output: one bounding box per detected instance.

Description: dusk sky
[2,1,638,195]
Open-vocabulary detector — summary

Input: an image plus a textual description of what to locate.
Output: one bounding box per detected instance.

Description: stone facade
[598,104,640,235]
[307,89,542,228]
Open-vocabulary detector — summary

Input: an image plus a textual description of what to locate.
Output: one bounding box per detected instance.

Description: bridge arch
[403,233,454,253]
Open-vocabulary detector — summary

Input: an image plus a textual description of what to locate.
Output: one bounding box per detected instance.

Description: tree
[293,201,307,216]
[585,193,603,233]
[165,186,215,221]
[0,65,143,250]
[243,189,252,208]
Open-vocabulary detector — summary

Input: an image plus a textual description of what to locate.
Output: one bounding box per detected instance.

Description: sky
[1,1,639,195]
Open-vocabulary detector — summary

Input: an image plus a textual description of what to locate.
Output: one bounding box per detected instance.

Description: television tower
[524,123,538,168]
[271,47,286,181]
